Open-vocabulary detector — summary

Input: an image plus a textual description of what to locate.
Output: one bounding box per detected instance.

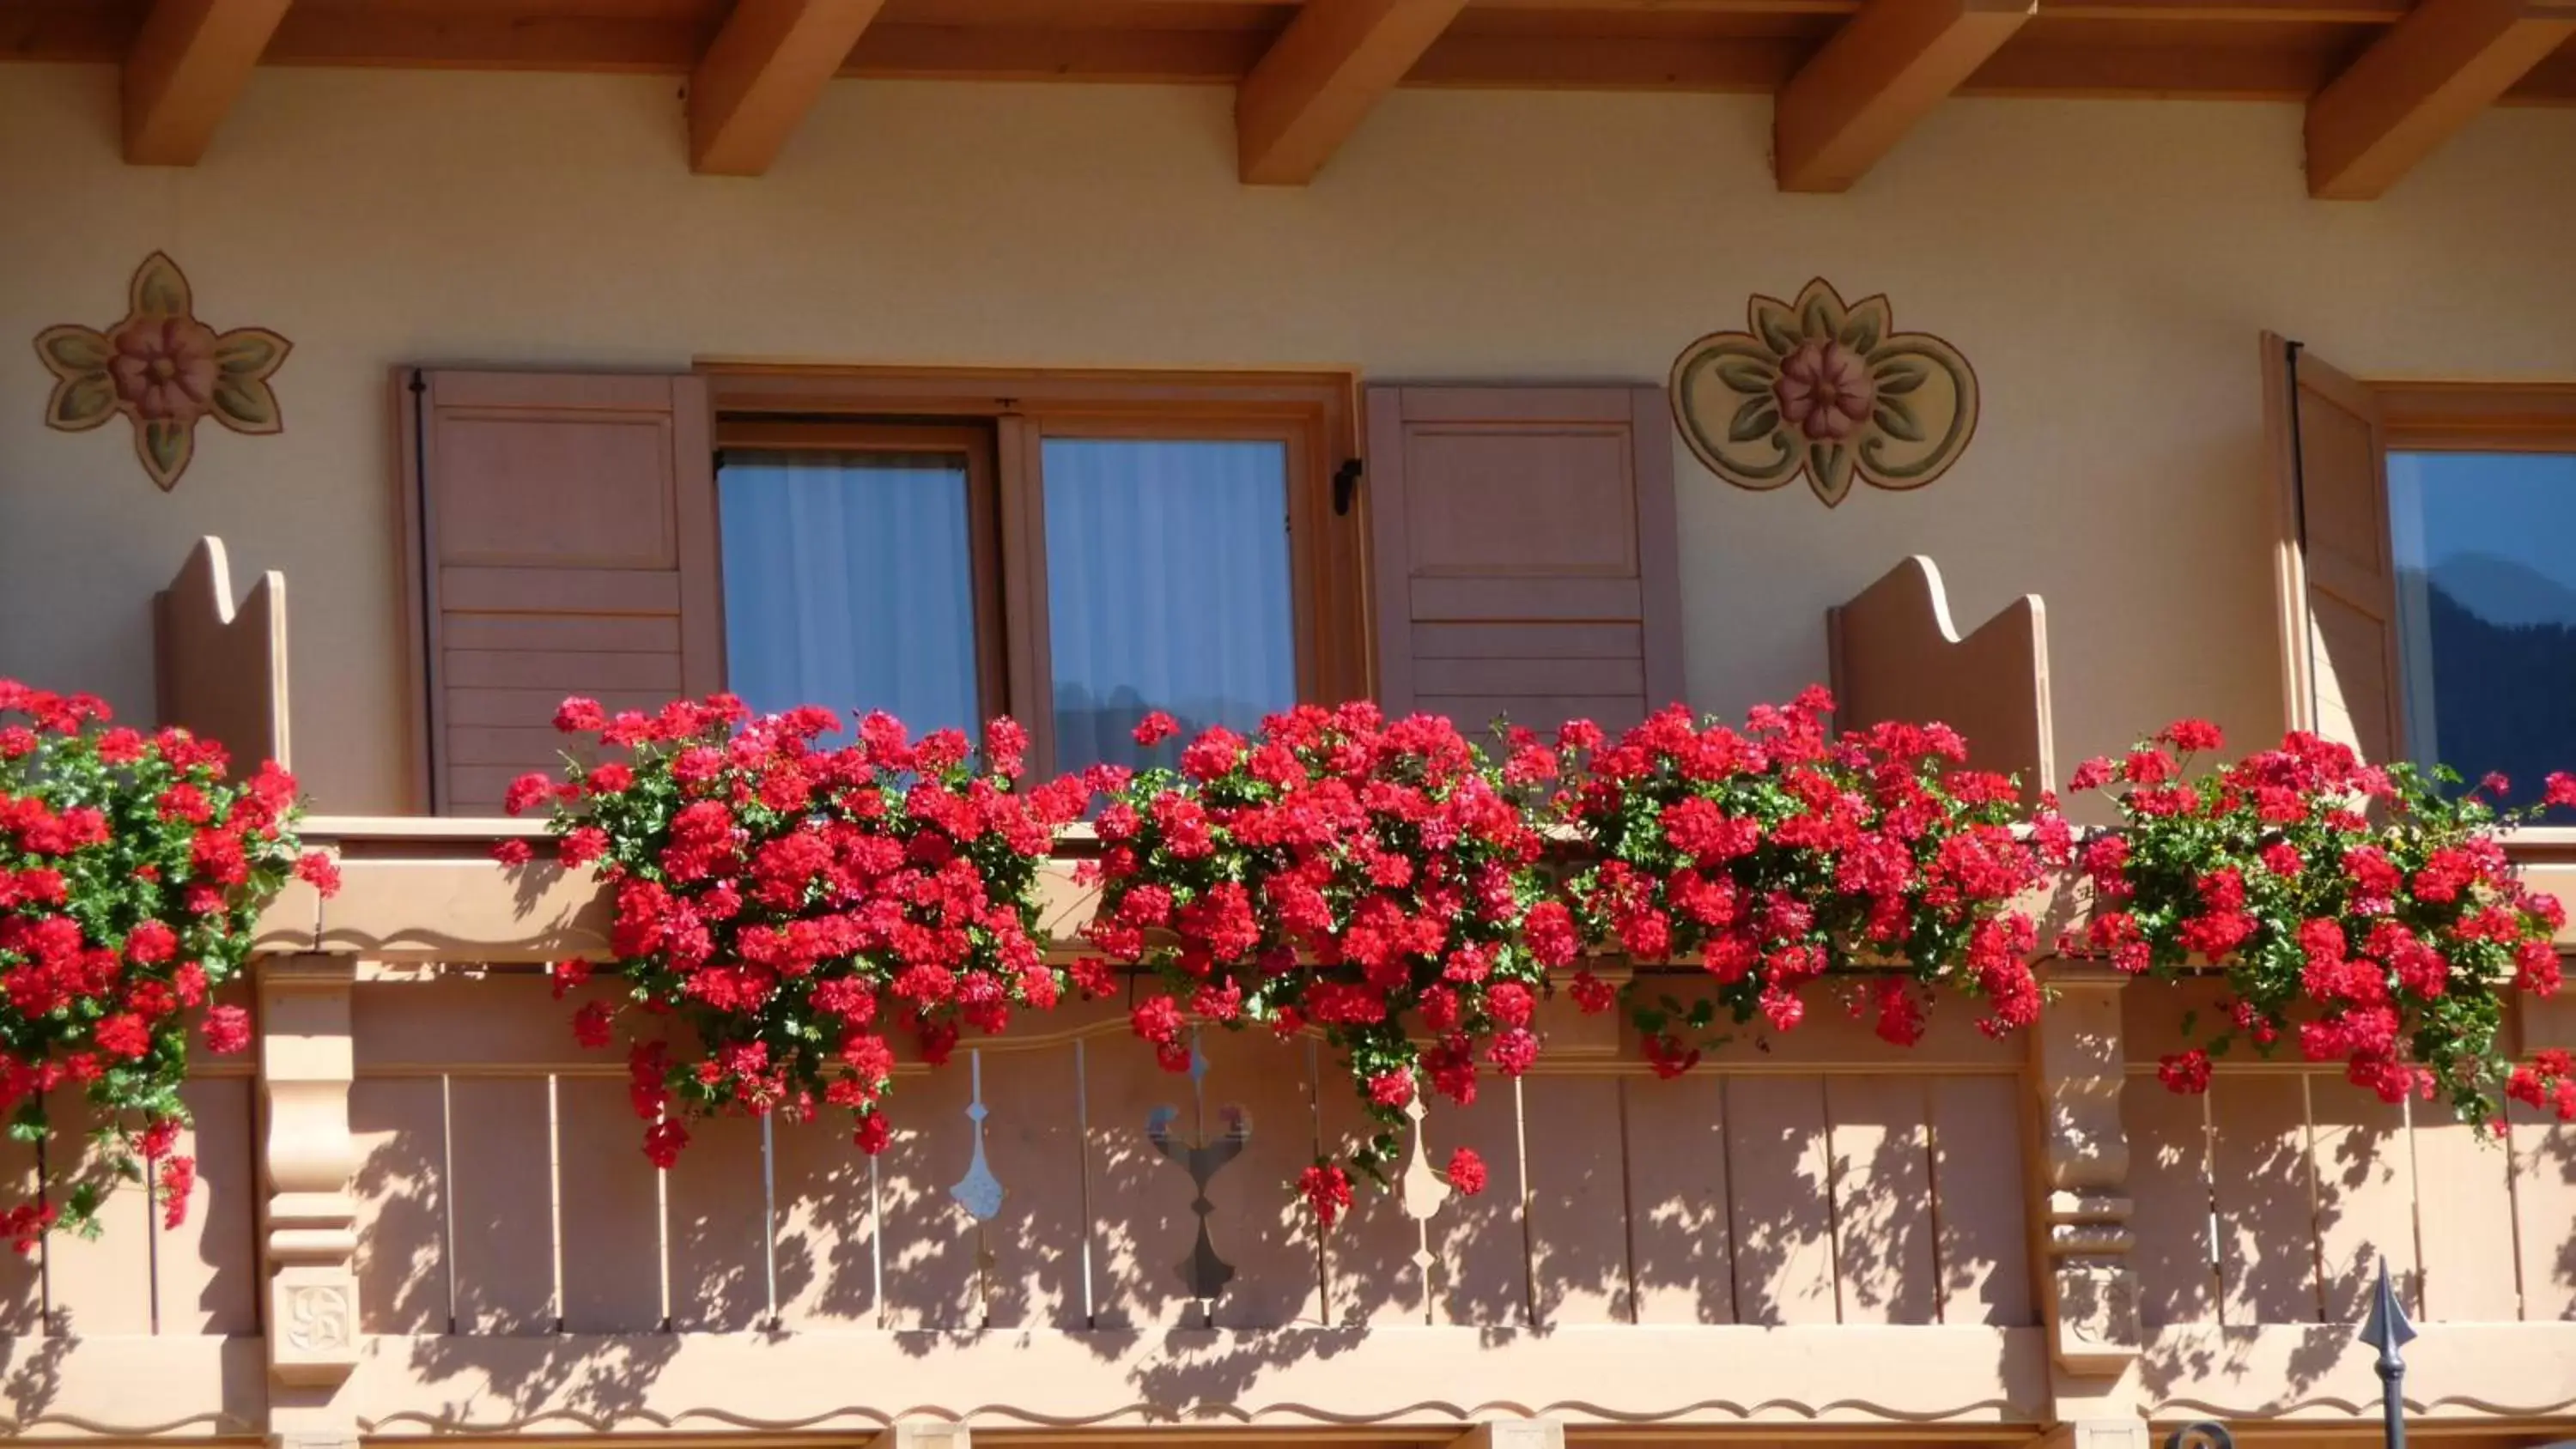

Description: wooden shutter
[1365,385,1686,740]
[398,370,722,814]
[2263,333,2404,763]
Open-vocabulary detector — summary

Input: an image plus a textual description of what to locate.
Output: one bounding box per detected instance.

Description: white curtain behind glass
[718,451,981,737]
[1042,438,1296,772]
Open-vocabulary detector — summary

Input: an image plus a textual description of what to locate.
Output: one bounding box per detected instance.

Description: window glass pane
[2388,450,2576,813]
[718,450,981,737]
[1042,438,1296,773]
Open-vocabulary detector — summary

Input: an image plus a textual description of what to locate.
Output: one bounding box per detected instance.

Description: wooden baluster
[1397,1094,1451,1325]
[949,1048,1002,1325]
[256,953,361,1449]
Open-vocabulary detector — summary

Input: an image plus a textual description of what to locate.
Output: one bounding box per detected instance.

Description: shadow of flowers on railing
[303,966,2576,1432]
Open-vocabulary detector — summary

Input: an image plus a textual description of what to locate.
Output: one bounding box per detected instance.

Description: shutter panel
[1366,385,1686,741]
[399,370,721,814]
[2263,333,2404,764]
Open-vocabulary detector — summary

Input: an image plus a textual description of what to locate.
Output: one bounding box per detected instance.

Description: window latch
[1333,458,1362,517]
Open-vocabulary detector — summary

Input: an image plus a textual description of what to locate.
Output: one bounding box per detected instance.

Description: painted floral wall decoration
[1670,278,1977,507]
[33,252,289,492]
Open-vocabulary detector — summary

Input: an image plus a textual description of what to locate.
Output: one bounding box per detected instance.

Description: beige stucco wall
[3,63,2573,809]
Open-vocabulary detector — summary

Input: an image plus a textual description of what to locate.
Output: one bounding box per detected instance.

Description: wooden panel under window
[2263,335,2403,764]
[1366,384,1685,741]
[398,370,721,813]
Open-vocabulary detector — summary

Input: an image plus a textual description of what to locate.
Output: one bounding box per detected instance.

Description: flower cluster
[1556,689,2051,1067]
[0,680,329,1246]
[1084,704,1571,1210]
[515,696,1091,1164]
[2070,721,2573,1125]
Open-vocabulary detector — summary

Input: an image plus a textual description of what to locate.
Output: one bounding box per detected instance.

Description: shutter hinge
[1332,458,1363,516]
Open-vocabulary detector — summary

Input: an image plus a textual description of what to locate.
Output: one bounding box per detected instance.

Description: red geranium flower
[514,697,1086,1169]
[1298,1163,1354,1227]
[200,1004,252,1055]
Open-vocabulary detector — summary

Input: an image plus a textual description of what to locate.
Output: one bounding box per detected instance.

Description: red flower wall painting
[34,253,289,492]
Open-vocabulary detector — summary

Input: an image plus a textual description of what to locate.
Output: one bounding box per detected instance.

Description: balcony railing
[0,540,2567,1446]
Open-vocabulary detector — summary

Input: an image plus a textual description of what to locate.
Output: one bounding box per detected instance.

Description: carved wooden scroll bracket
[2031,962,2142,1378]
[256,955,361,1396]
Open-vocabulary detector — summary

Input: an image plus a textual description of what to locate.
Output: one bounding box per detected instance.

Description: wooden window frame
[2372,381,2576,453]
[703,364,1366,775]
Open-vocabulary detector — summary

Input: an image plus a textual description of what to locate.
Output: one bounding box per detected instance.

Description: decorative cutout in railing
[1147,1033,1253,1316]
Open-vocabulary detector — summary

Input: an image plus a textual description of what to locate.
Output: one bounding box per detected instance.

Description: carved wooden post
[257,954,362,1449]
[2028,961,2148,1449]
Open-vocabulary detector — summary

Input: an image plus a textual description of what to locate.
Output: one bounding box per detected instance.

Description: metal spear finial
[2357,1256,2417,1354]
[2358,1257,2415,1449]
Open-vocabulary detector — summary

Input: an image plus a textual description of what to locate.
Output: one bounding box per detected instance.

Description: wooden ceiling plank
[1410,31,1807,88]
[123,0,296,166]
[2304,0,2576,198]
[1236,0,1473,184]
[1964,37,2335,99]
[849,21,1262,80]
[1773,0,2036,191]
[690,0,890,175]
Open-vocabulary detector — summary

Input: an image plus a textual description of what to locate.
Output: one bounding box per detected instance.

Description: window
[2378,385,2576,815]
[1040,436,1297,772]
[2264,343,2576,810]
[716,425,1003,741]
[705,368,1364,775]
[399,367,1683,815]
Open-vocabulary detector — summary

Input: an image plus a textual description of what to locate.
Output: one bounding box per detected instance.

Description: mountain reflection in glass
[2388,451,2576,815]
[1042,438,1296,773]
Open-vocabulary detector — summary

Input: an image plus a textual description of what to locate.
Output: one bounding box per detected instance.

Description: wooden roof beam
[1773,0,2036,192]
[690,0,888,176]
[1237,0,1472,185]
[2305,0,2576,198]
[123,0,295,166]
